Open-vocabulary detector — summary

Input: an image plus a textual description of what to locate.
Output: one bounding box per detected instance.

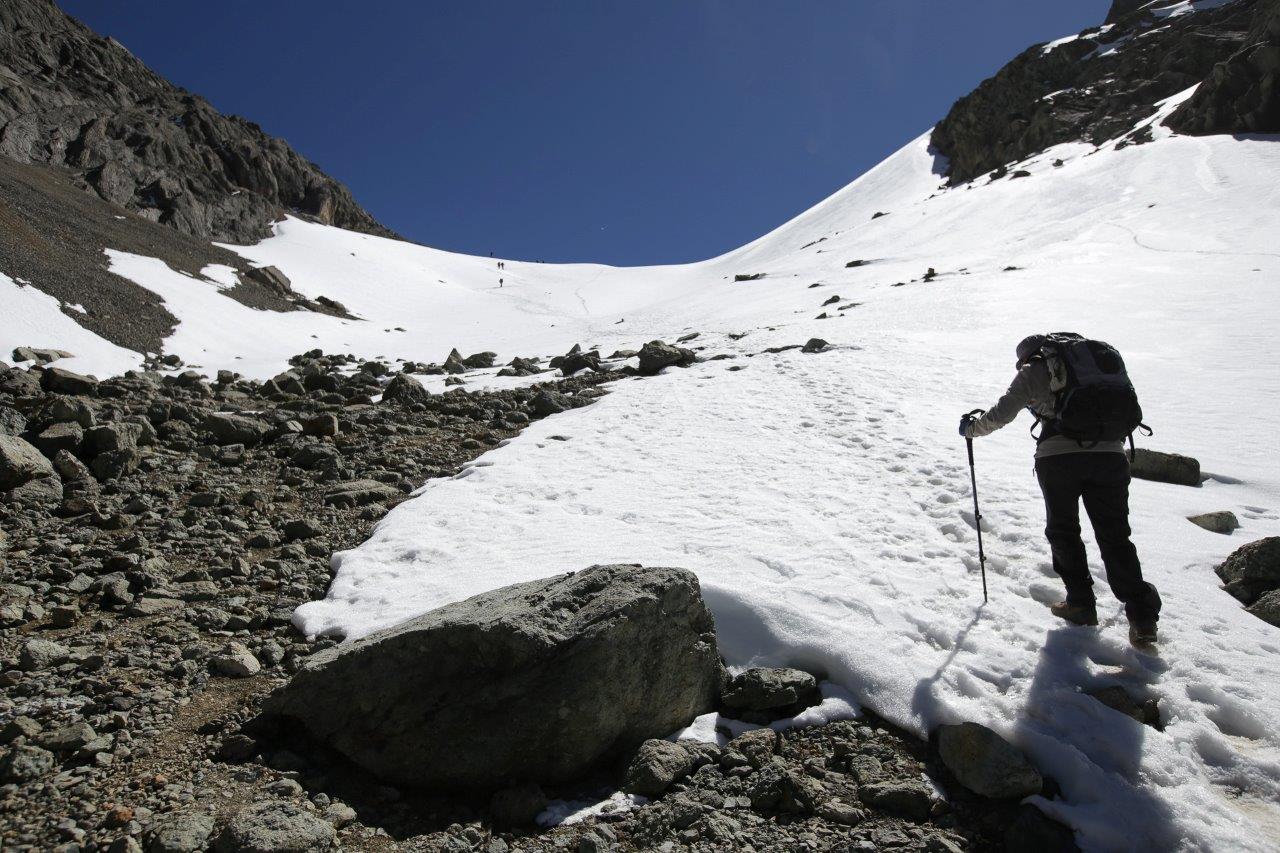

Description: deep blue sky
[62,1,1108,265]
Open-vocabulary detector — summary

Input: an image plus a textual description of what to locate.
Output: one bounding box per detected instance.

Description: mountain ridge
[0,0,395,243]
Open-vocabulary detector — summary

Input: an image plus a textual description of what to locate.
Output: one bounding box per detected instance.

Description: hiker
[499,277,503,288]
[959,334,1161,645]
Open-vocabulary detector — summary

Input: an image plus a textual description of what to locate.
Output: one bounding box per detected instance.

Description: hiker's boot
[1050,600,1098,627]
[1129,620,1158,647]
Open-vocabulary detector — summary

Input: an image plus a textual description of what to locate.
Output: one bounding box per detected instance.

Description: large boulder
[638,341,696,376]
[0,435,55,489]
[261,564,720,790]
[1129,449,1200,486]
[1216,537,1280,605]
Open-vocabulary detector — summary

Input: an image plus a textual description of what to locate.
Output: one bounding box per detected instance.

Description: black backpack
[1030,333,1150,447]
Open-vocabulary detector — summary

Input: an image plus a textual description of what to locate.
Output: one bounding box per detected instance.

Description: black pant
[1035,453,1161,623]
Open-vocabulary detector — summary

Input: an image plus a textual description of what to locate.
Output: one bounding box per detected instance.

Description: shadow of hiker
[1010,625,1178,850]
[910,617,1179,850]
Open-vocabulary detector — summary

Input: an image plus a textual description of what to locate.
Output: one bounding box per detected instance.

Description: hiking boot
[1050,600,1098,626]
[1129,620,1158,647]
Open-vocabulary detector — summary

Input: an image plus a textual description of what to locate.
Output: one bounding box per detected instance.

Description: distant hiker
[499,278,503,288]
[959,333,1161,646]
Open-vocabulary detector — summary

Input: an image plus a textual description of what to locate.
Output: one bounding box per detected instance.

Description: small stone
[858,780,934,821]
[211,642,261,678]
[801,338,830,353]
[623,739,694,796]
[36,721,96,751]
[283,519,323,541]
[0,743,56,782]
[1187,511,1240,534]
[321,802,356,828]
[151,810,217,853]
[215,801,335,853]
[0,716,42,743]
[19,637,70,671]
[817,799,865,825]
[725,728,779,769]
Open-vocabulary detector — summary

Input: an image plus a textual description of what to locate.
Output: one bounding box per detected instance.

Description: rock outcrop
[0,0,393,243]
[260,564,721,790]
[931,0,1267,184]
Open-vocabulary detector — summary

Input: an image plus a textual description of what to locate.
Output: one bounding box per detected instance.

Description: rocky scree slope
[931,0,1280,184]
[0,0,393,244]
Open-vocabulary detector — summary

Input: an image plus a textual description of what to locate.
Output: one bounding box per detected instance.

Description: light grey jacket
[965,360,1125,458]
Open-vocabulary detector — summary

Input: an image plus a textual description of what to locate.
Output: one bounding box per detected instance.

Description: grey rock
[0,434,55,489]
[12,346,72,364]
[126,597,183,616]
[381,373,430,406]
[638,340,696,376]
[320,803,356,828]
[463,351,498,369]
[283,519,323,541]
[85,421,144,455]
[937,722,1042,799]
[35,421,84,457]
[202,413,269,447]
[212,642,261,678]
[1129,449,1201,487]
[801,338,830,353]
[1216,537,1280,605]
[725,728,779,770]
[40,366,99,396]
[91,447,139,481]
[0,743,56,782]
[36,721,96,751]
[214,801,336,853]
[243,265,293,296]
[150,811,216,853]
[5,468,62,506]
[1246,589,1280,627]
[623,739,694,796]
[0,716,42,744]
[322,479,401,508]
[19,637,70,670]
[531,390,569,417]
[722,667,818,712]
[53,449,94,484]
[1187,511,1240,534]
[261,564,720,789]
[858,779,935,821]
[0,405,27,436]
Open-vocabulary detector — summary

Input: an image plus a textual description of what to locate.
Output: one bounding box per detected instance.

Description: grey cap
[1015,334,1047,366]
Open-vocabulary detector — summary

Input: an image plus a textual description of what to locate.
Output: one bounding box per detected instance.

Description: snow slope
[5,109,1280,849]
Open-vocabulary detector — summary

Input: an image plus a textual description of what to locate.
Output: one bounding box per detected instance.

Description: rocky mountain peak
[930,0,1279,185]
[0,0,396,243]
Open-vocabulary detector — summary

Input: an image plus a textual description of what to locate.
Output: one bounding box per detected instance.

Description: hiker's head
[1015,334,1047,367]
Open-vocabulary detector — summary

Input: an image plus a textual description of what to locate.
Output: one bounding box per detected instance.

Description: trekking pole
[963,409,989,603]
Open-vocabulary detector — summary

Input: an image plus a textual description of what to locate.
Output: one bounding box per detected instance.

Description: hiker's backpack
[1031,333,1149,447]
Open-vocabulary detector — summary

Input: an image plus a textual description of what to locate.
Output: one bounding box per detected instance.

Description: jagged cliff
[931,0,1279,185]
[0,0,395,243]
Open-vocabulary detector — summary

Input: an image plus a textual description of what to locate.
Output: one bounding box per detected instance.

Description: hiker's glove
[959,413,975,437]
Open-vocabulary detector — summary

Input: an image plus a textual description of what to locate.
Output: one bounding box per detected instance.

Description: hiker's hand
[959,413,974,437]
